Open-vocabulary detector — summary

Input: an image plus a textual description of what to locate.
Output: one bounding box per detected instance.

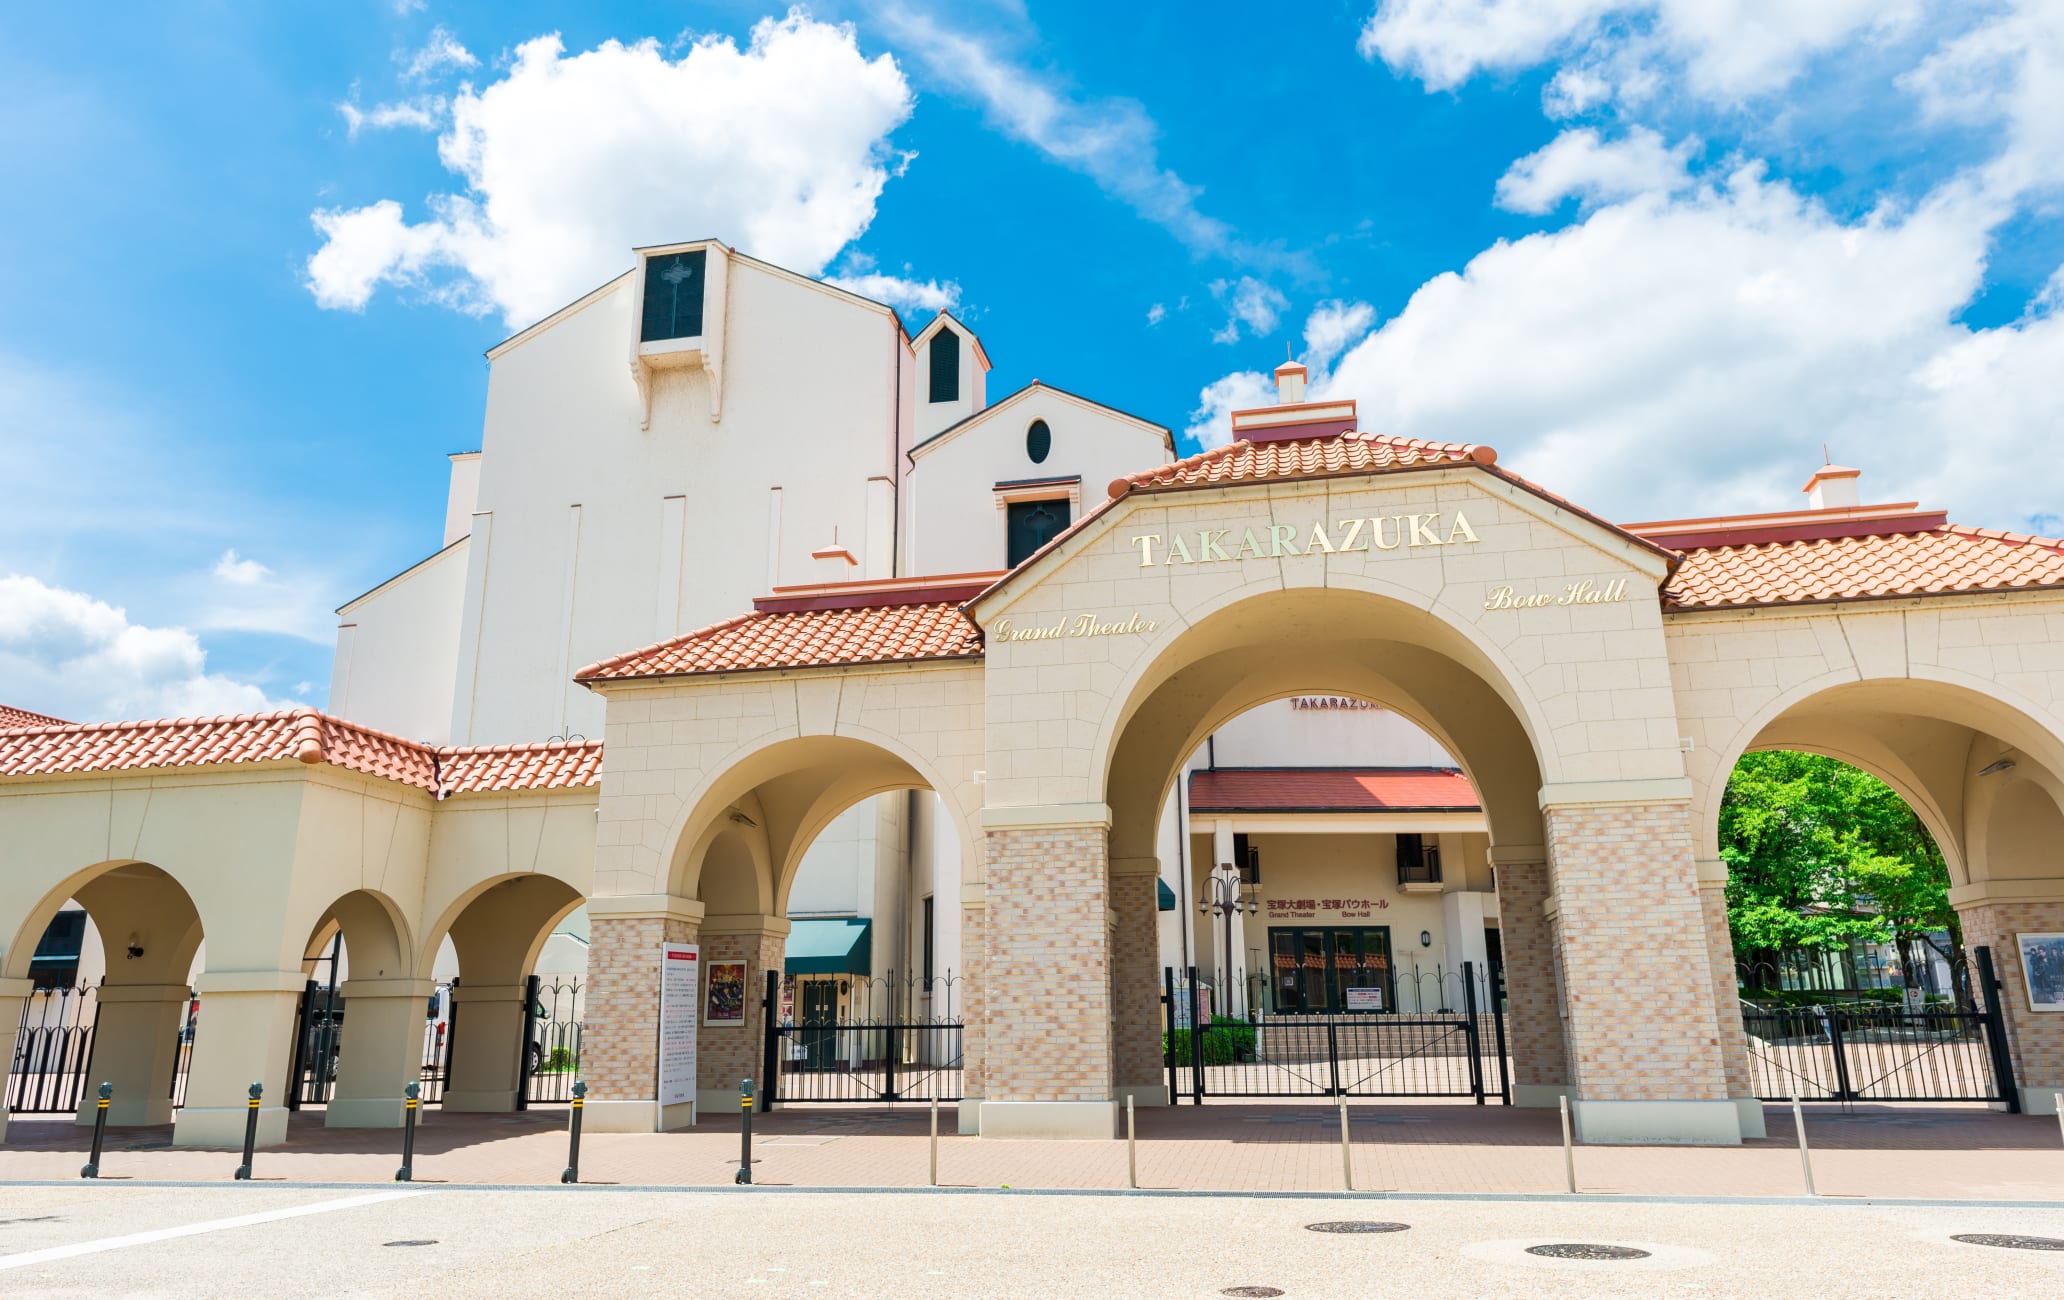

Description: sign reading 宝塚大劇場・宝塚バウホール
[1128,511,1480,568]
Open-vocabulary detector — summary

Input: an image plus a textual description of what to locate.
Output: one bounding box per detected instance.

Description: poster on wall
[2018,933,2064,1011]
[1345,986,1385,1012]
[705,960,747,1025]
[657,943,699,1108]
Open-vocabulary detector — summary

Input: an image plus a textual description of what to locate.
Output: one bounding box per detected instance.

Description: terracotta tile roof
[579,574,994,683]
[1114,431,1495,495]
[1189,767,1481,813]
[0,707,602,795]
[1663,524,2064,611]
[0,703,68,730]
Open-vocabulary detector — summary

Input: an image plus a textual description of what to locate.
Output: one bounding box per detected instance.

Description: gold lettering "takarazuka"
[1129,512,1479,568]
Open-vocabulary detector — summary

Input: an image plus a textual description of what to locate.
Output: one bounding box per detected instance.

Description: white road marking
[0,1189,432,1272]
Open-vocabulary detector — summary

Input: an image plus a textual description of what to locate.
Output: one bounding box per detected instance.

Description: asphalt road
[0,1182,2061,1298]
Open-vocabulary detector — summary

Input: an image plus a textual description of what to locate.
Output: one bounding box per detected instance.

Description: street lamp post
[1198,862,1258,1020]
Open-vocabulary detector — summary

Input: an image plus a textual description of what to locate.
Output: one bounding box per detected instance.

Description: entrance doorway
[1267,926,1394,1014]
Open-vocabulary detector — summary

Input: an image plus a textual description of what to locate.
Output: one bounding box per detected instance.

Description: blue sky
[2,1,2061,724]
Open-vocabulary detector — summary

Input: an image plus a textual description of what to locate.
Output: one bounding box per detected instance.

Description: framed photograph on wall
[2018,933,2064,1012]
[705,960,747,1025]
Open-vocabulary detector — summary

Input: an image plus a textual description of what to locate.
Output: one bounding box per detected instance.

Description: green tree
[1720,750,1960,990]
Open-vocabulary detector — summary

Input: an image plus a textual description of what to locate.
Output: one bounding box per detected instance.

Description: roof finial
[1823,442,1831,466]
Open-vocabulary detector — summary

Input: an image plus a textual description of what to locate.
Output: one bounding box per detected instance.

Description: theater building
[5,238,2064,1148]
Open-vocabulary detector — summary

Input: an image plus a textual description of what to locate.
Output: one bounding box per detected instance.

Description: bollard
[735,1078,754,1185]
[80,1081,112,1179]
[395,1082,420,1183]
[233,1081,263,1180]
[1559,1094,1576,1194]
[1339,1098,1354,1192]
[1791,1092,1816,1196]
[1126,1095,1138,1190]
[930,1097,940,1188]
[560,1080,586,1184]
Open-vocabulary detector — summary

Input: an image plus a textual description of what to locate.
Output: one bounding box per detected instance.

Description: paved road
[0,1183,2060,1297]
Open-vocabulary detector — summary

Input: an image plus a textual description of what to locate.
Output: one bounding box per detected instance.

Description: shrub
[1163,1016,1257,1066]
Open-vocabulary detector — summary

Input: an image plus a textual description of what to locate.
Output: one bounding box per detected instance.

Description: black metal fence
[763,971,963,1106]
[1164,963,1510,1104]
[1739,945,2019,1107]
[7,982,98,1114]
[519,976,583,1106]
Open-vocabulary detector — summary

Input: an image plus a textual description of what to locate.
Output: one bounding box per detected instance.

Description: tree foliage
[1720,750,1956,962]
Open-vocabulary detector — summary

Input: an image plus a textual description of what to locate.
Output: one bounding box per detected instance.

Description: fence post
[233,1082,263,1180]
[1559,1094,1576,1194]
[1187,966,1205,1106]
[1974,945,2023,1113]
[285,981,316,1113]
[1824,1005,1855,1102]
[1326,1022,1341,1097]
[885,1014,901,1104]
[1791,1092,1816,1196]
[735,1078,754,1185]
[760,969,781,1112]
[930,1096,940,1187]
[1489,964,1511,1105]
[80,1081,111,1178]
[1162,967,1178,1105]
[1338,1098,1354,1192]
[396,1082,419,1182]
[1461,960,1485,1105]
[560,1080,586,1183]
[517,975,540,1112]
[1127,1094,1138,1189]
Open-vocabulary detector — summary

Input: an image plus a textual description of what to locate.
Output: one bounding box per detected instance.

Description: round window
[1026,419,1052,464]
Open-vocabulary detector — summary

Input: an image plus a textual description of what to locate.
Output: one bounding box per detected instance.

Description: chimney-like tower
[1803,464,1862,510]
[1274,356,1307,405]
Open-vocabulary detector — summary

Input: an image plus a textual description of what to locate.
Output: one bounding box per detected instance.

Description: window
[1026,419,1051,464]
[640,250,706,342]
[1006,498,1070,567]
[922,895,935,984]
[1396,833,1441,886]
[28,909,86,989]
[929,326,960,403]
[1232,832,1261,885]
[1267,926,1394,1014]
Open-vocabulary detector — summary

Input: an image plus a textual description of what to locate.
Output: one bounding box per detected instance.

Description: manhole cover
[1306,1221,1409,1234]
[1525,1243,1651,1261]
[382,1240,438,1248]
[1221,1289,1284,1298]
[1951,1234,2064,1252]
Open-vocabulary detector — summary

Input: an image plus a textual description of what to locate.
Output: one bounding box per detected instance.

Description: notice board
[658,942,699,1108]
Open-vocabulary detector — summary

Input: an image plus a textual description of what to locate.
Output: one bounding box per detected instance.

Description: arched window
[929,326,959,403]
[1026,419,1052,464]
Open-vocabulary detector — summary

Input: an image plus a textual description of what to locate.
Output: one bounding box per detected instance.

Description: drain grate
[1221,1288,1284,1298]
[382,1240,439,1248]
[1306,1221,1409,1234]
[1525,1243,1650,1261]
[1951,1234,2064,1252]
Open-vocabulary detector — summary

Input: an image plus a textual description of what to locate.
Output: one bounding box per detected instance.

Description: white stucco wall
[328,538,468,744]
[1209,700,1459,768]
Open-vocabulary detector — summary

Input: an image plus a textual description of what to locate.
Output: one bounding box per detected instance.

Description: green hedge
[1164,1016,1257,1066]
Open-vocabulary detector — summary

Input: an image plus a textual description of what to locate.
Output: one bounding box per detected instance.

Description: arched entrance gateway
[9,419,2064,1147]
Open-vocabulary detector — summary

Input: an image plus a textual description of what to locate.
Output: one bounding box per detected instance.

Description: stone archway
[292,889,422,1128]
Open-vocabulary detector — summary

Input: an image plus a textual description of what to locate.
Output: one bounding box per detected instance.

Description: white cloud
[0,575,293,724]
[1900,2,2064,200]
[338,96,443,138]
[308,14,915,327]
[827,270,961,316]
[1360,0,1914,103]
[1210,276,1288,345]
[393,0,425,13]
[1494,126,1694,213]
[1302,300,1377,374]
[403,26,478,81]
[876,5,1238,260]
[212,549,271,586]
[1146,302,1167,326]
[1184,370,1274,449]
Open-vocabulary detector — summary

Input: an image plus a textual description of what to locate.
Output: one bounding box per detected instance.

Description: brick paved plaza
[4,1101,2061,1201]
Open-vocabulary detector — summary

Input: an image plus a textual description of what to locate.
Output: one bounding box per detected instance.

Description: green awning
[785,918,873,975]
[1158,879,1176,912]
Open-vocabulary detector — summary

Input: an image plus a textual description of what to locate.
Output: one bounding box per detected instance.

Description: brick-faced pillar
[1957,898,2064,1116]
[696,916,788,1116]
[580,897,702,1132]
[978,812,1117,1138]
[1489,854,1569,1104]
[958,894,987,1132]
[1544,798,1740,1144]
[1108,857,1165,1103]
[1696,863,1763,1136]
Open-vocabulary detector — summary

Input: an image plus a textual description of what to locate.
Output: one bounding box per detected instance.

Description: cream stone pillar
[956,889,986,1135]
[580,895,703,1133]
[74,983,188,1128]
[1489,851,1569,1106]
[1696,857,1765,1138]
[1109,856,1166,1105]
[1543,787,1740,1145]
[327,978,436,1128]
[978,805,1116,1138]
[439,983,527,1114]
[1954,891,2064,1116]
[696,914,787,1117]
[172,972,304,1149]
[0,977,32,1143]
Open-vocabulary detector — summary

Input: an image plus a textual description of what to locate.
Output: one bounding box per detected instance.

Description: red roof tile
[579,600,984,683]
[1114,431,1493,495]
[1189,767,1480,813]
[1663,525,2064,611]
[0,703,68,730]
[0,707,602,795]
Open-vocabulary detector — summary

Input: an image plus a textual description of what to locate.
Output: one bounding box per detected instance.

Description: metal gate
[761,971,964,1107]
[1164,964,1510,1104]
[516,975,583,1106]
[1741,945,2020,1107]
[6,982,99,1114]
